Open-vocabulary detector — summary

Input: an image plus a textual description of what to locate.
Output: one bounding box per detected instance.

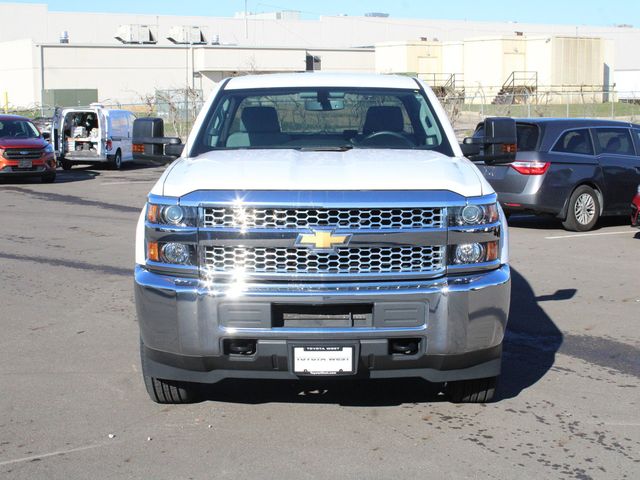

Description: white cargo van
[54,104,136,170]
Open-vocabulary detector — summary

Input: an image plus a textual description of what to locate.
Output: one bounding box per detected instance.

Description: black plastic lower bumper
[142,341,502,384]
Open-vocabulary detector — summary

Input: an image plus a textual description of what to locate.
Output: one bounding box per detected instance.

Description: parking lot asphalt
[1,165,639,480]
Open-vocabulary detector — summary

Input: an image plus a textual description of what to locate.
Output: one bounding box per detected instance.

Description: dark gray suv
[474,119,640,231]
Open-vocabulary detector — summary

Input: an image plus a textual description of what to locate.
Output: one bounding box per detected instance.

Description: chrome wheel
[574,193,596,225]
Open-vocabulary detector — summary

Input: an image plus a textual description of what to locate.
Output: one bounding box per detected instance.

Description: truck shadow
[198,267,564,406]
[497,267,565,401]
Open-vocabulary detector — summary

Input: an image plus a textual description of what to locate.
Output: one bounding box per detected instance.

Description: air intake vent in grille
[3,148,43,160]
[203,246,445,275]
[203,207,444,229]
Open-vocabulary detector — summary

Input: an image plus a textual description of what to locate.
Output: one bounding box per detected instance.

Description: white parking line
[545,230,632,240]
[0,443,112,466]
[100,180,156,186]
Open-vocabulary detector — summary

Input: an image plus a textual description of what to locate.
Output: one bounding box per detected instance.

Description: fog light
[163,205,184,225]
[162,243,191,264]
[454,243,484,264]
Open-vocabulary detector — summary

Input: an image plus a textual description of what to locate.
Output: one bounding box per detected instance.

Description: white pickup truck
[133,73,515,404]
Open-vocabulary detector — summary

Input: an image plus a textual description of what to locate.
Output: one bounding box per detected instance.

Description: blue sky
[8,0,640,27]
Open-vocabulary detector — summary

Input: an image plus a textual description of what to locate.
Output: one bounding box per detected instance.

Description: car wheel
[140,339,199,404]
[562,185,600,232]
[61,159,73,171]
[445,376,497,403]
[41,172,56,183]
[109,150,123,170]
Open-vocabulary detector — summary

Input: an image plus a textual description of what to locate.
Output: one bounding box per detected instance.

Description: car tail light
[106,139,113,151]
[133,144,145,154]
[510,161,550,175]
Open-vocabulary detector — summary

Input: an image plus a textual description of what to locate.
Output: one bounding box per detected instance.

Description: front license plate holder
[18,160,32,168]
[292,345,356,376]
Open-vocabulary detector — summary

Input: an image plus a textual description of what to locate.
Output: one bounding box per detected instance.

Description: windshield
[0,119,41,139]
[193,87,453,156]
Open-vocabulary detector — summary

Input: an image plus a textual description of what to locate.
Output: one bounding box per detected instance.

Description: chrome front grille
[3,148,43,160]
[202,246,446,275]
[202,207,444,230]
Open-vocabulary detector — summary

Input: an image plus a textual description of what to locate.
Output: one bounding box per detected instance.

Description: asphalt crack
[0,186,141,213]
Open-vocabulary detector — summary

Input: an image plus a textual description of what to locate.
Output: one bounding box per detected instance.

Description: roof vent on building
[167,26,208,45]
[59,31,69,44]
[115,24,158,44]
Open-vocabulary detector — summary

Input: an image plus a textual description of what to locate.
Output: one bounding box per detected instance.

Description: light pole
[244,0,248,39]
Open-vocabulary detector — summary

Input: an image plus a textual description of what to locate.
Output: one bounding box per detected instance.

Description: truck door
[51,107,62,156]
[96,109,106,157]
[592,127,640,214]
[121,112,134,161]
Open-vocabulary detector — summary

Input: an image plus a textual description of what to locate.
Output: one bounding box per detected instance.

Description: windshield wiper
[298,145,354,152]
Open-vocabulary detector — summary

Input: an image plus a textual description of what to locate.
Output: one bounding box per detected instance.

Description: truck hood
[155,148,491,198]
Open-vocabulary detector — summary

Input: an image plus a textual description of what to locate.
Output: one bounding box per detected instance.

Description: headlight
[147,241,195,265]
[44,144,54,154]
[454,243,484,264]
[146,203,197,227]
[450,241,499,265]
[449,203,499,226]
[162,243,191,264]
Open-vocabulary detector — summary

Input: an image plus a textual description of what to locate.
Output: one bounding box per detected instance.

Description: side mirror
[41,131,51,141]
[132,118,183,165]
[462,117,517,164]
[165,143,184,157]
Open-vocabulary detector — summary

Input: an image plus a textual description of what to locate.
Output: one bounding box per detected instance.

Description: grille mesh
[4,148,43,160]
[203,246,445,275]
[203,207,444,230]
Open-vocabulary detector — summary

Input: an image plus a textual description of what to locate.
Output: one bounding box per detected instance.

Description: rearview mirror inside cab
[461,117,517,164]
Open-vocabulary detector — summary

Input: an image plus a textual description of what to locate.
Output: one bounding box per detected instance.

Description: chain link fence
[440,89,640,139]
[4,86,640,141]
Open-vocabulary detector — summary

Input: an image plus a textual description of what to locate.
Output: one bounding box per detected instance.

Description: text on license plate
[19,160,32,168]
[293,346,354,375]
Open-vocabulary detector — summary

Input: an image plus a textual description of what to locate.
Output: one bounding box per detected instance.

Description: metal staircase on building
[422,73,465,100]
[492,71,538,105]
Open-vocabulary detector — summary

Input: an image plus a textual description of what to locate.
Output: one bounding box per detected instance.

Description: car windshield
[193,87,453,156]
[0,119,41,139]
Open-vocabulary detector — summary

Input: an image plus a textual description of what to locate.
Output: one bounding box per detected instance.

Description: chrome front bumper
[135,265,511,383]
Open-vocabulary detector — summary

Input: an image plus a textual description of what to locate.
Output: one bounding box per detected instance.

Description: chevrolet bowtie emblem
[296,230,351,250]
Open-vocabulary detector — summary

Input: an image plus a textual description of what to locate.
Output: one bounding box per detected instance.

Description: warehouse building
[0,3,638,109]
[376,36,616,103]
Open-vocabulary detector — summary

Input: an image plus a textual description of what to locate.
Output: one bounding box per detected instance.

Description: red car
[632,186,640,227]
[0,115,56,183]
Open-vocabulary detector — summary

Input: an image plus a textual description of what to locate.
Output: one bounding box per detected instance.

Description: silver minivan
[474,118,640,231]
[54,104,137,170]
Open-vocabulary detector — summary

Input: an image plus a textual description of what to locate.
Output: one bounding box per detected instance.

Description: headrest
[241,106,281,133]
[363,106,404,135]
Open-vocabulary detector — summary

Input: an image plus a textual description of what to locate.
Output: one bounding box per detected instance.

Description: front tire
[61,159,73,171]
[562,185,600,232]
[140,340,199,404]
[446,376,497,403]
